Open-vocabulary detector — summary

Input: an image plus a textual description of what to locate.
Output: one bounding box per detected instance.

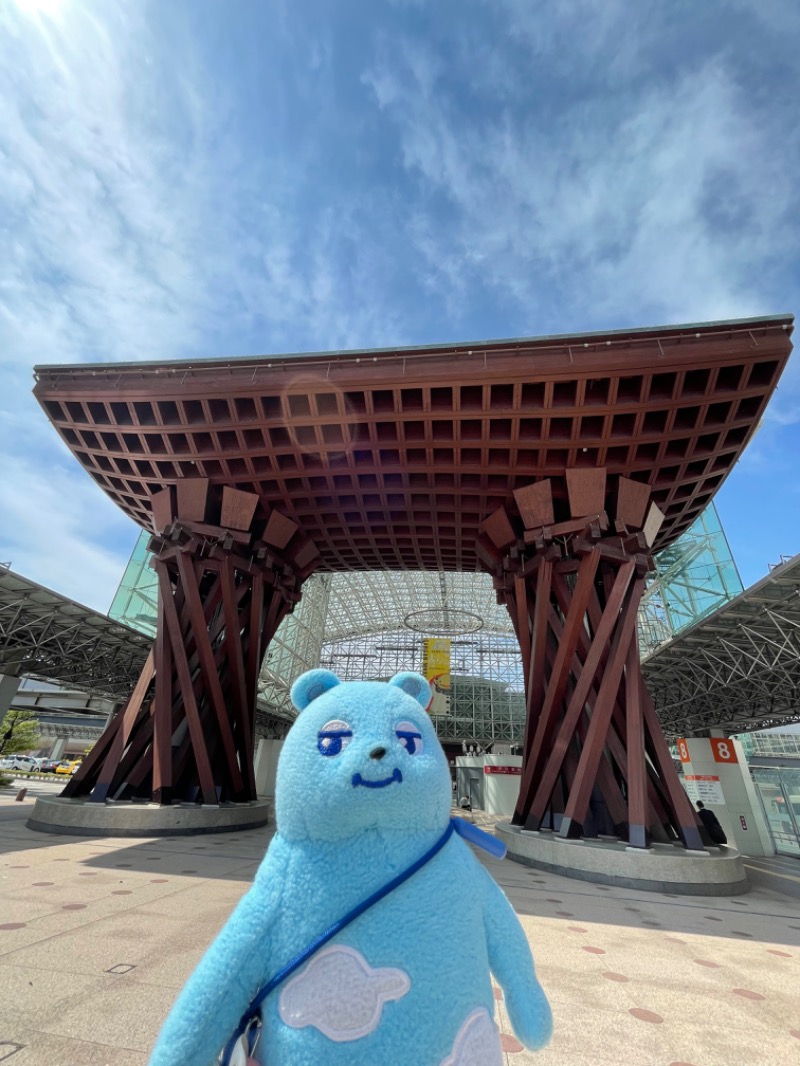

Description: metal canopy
[33,315,793,571]
[0,566,150,700]
[643,553,800,737]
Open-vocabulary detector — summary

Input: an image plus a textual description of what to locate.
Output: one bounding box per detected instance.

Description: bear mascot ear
[291,669,342,711]
[388,672,432,709]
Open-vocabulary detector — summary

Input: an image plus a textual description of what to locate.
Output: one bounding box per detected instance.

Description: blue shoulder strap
[451,816,508,859]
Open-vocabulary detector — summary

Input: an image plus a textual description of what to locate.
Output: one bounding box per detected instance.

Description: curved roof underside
[34,316,793,572]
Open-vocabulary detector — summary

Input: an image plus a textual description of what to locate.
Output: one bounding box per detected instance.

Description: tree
[0,709,40,756]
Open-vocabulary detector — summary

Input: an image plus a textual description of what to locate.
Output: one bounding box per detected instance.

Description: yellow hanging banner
[422,637,451,716]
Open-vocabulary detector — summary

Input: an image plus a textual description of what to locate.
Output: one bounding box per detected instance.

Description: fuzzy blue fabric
[149,670,552,1065]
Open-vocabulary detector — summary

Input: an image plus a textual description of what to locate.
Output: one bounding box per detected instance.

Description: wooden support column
[482,474,712,852]
[62,487,318,807]
[86,649,155,804]
[246,572,265,710]
[524,556,553,762]
[157,562,218,805]
[525,560,635,829]
[625,634,648,848]
[152,591,174,804]
[176,552,245,799]
[640,680,707,850]
[60,703,124,799]
[514,548,600,824]
[221,557,256,798]
[559,576,645,839]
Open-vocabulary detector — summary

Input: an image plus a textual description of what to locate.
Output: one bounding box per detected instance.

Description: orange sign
[710,738,738,763]
[676,738,690,763]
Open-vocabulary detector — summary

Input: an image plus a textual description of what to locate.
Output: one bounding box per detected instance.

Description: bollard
[15,787,27,802]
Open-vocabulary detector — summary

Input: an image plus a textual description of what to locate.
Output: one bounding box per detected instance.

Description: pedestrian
[696,800,727,845]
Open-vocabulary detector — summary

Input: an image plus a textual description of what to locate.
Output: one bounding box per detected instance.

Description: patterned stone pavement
[0,785,798,1065]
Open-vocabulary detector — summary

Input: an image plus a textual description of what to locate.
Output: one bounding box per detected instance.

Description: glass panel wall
[108,529,158,639]
[751,767,800,856]
[639,502,743,658]
[736,731,800,760]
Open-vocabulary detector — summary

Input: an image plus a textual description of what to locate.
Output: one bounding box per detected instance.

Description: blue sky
[1,0,799,611]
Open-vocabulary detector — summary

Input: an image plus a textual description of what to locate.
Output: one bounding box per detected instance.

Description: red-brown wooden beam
[85,649,155,804]
[152,591,174,804]
[640,679,708,850]
[175,552,246,800]
[558,576,645,839]
[156,562,218,805]
[624,634,649,848]
[525,560,635,830]
[514,548,600,825]
[221,557,257,798]
[524,556,553,762]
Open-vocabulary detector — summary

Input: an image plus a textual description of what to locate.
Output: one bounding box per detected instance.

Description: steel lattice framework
[643,553,800,737]
[318,570,523,744]
[256,573,332,732]
[0,566,150,700]
[322,571,513,640]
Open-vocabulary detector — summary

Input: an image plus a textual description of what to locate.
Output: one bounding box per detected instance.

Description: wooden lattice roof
[33,315,793,572]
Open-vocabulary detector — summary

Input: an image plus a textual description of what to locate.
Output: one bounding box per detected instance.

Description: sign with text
[710,738,738,763]
[682,774,724,805]
[676,738,691,763]
[483,765,522,775]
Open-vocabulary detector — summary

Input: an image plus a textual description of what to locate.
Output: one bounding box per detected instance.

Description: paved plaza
[0,782,798,1065]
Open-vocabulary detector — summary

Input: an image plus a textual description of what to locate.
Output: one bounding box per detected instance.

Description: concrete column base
[27,795,272,837]
[497,822,749,896]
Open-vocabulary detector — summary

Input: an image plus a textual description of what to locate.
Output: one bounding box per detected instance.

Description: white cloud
[362,9,798,331]
[0,441,137,613]
[0,2,406,608]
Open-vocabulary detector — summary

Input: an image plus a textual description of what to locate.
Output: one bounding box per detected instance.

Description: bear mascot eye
[395,721,424,755]
[317,719,353,757]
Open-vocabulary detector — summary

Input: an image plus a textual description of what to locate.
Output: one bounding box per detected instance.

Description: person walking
[696,800,727,845]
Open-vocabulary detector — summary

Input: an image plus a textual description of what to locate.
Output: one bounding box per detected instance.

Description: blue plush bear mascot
[149,670,552,1065]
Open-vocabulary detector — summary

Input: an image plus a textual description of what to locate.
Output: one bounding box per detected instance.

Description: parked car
[1,755,39,772]
[55,759,82,775]
[38,759,61,773]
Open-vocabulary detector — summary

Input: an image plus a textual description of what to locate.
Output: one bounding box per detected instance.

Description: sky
[1,0,799,613]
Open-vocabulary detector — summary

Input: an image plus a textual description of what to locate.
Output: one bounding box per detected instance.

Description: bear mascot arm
[148,862,280,1066]
[477,861,552,1050]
